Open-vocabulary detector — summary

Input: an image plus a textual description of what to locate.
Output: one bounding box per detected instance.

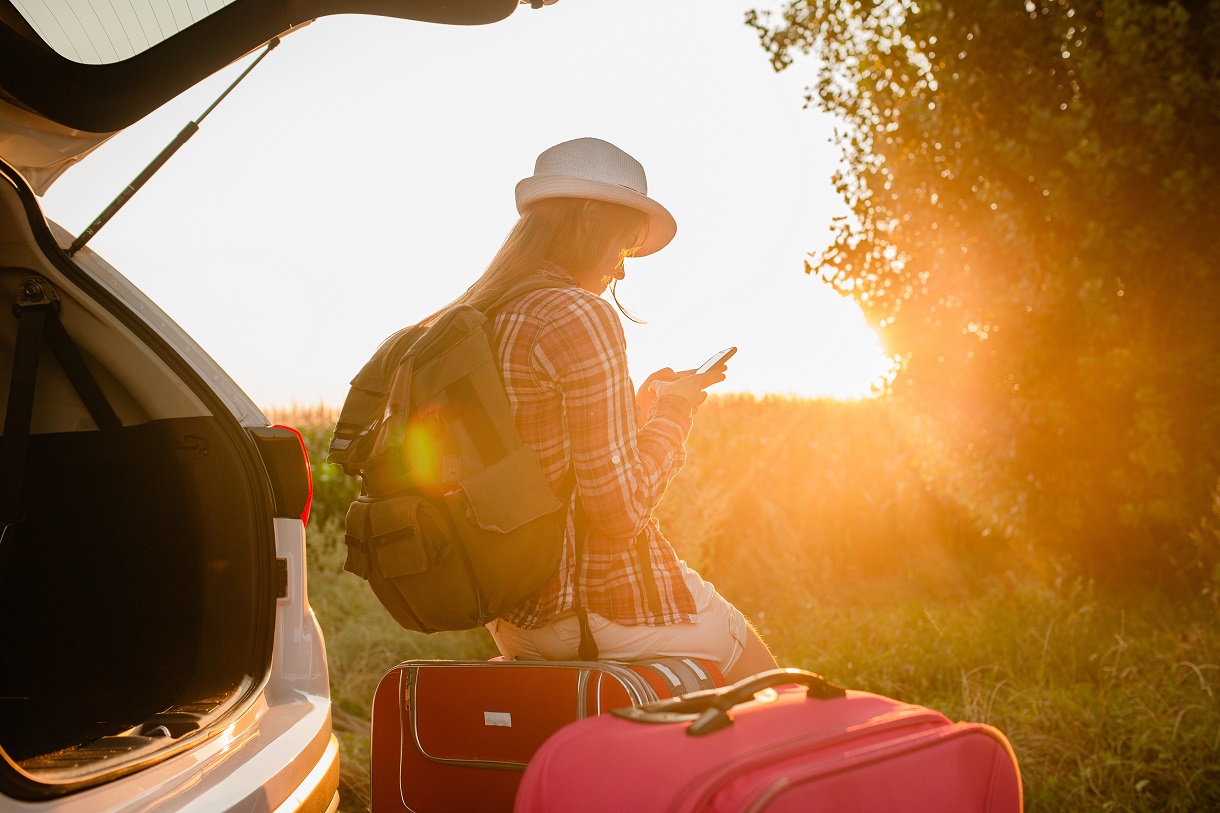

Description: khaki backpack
[328,275,579,634]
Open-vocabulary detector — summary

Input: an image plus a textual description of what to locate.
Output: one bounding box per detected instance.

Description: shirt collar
[538,260,578,283]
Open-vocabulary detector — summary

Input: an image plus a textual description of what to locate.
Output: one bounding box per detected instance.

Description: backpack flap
[444,444,567,619]
[412,308,488,391]
[460,445,562,533]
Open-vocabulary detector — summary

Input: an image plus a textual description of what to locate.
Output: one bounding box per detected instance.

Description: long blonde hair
[369,198,647,386]
[455,197,648,315]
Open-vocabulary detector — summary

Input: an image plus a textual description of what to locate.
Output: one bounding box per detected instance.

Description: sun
[796,291,897,400]
[716,278,897,401]
[623,270,895,403]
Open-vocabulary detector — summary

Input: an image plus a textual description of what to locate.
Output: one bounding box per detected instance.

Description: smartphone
[696,346,737,375]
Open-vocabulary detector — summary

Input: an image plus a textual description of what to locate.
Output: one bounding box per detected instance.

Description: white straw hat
[514,137,677,256]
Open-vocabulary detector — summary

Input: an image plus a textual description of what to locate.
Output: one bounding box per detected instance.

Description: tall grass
[269,397,1220,812]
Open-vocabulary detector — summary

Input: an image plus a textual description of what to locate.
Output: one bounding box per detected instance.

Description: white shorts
[487,561,750,676]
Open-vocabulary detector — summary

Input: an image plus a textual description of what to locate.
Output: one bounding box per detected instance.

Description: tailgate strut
[65,37,281,258]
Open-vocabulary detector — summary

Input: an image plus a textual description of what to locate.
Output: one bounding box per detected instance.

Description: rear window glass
[13,0,237,64]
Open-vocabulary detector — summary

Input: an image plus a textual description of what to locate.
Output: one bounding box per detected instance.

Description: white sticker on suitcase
[484,712,512,727]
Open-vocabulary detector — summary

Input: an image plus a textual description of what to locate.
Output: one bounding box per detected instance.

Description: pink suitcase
[370,657,725,813]
[516,668,1023,812]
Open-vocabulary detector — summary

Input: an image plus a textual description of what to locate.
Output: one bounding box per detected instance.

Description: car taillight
[274,424,314,526]
[250,425,313,525]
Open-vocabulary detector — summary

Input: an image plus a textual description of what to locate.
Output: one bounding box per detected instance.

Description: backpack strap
[571,491,598,660]
[634,531,665,618]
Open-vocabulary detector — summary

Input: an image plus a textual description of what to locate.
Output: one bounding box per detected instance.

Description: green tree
[748,0,1220,584]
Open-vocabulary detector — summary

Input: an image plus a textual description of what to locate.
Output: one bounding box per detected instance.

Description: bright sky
[39,0,895,409]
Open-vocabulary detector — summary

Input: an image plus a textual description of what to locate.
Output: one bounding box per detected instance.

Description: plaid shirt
[494,263,698,628]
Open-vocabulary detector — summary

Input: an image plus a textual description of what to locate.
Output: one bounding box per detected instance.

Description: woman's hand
[637,367,682,420]
[652,368,726,411]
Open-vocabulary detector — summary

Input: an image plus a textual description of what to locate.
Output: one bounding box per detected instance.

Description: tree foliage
[748,0,1220,584]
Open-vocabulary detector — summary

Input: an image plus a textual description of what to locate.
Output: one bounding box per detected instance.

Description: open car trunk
[0,0,547,804]
[0,160,276,794]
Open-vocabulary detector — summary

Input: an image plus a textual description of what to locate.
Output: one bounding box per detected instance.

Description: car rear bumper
[0,692,338,813]
[272,735,340,813]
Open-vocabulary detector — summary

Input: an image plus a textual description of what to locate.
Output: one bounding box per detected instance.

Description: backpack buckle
[442,455,462,485]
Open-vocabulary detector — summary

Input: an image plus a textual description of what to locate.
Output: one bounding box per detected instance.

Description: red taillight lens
[273,424,314,526]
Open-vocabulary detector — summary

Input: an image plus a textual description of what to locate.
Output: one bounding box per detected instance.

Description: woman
[459,137,776,683]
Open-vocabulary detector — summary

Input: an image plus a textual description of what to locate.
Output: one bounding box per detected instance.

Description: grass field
[273,397,1220,812]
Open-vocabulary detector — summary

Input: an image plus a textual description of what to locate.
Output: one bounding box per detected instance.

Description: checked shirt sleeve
[535,294,693,544]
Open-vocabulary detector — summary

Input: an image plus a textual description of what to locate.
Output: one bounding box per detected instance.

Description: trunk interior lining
[0,416,266,766]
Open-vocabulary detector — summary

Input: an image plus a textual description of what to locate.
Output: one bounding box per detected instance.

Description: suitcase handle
[687,669,847,736]
[610,668,846,737]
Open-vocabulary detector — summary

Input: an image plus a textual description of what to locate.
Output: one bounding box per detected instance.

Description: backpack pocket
[344,495,444,579]
[344,494,482,633]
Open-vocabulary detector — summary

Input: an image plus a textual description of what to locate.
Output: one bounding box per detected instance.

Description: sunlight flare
[718,279,897,401]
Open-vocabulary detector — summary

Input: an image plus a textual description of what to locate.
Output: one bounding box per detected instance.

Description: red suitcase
[370,657,725,813]
[516,669,1023,812]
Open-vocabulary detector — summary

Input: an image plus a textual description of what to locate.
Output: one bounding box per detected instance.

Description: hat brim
[515,175,677,257]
